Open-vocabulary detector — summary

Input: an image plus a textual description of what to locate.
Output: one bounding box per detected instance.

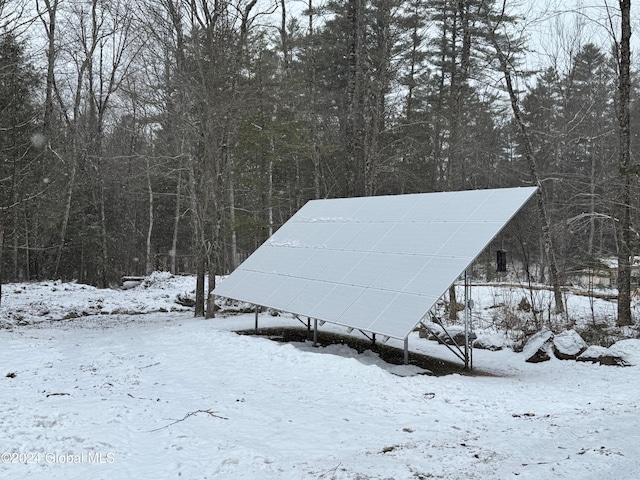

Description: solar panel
[213,186,537,339]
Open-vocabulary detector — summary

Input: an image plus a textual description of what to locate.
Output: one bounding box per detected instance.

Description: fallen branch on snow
[149,409,228,432]
[45,392,71,397]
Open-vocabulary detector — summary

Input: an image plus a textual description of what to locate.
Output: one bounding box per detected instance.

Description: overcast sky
[519,0,639,71]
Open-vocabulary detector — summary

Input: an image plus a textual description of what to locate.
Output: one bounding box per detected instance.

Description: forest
[0,0,637,324]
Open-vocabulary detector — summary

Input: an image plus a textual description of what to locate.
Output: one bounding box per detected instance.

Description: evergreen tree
[0,32,41,299]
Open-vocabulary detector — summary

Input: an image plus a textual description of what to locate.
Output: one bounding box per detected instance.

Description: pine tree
[0,32,41,302]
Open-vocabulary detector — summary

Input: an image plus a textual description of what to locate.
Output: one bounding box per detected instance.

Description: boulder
[552,329,587,360]
[523,330,554,363]
[473,332,510,351]
[453,330,477,346]
[600,339,640,366]
[421,321,445,340]
[175,292,196,307]
[436,326,468,345]
[122,280,143,290]
[425,324,459,343]
[576,345,608,363]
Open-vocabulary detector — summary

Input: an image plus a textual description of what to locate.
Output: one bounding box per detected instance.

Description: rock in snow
[552,329,587,360]
[523,330,554,363]
[436,325,466,345]
[577,345,609,363]
[474,332,510,351]
[600,339,640,366]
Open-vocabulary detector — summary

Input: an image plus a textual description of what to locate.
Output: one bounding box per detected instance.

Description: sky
[518,0,640,72]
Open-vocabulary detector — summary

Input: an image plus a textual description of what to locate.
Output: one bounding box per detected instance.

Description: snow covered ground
[1,273,639,479]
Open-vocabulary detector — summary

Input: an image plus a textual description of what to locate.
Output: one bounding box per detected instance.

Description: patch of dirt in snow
[237,327,494,377]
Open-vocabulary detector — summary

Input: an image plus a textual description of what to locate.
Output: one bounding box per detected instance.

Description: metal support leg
[464,270,472,370]
[254,304,259,333]
[404,337,409,365]
[313,318,318,347]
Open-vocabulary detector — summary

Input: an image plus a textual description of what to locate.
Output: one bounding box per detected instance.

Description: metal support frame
[421,270,474,370]
[313,318,318,346]
[253,284,474,368]
[292,314,312,334]
[254,304,259,333]
[464,270,473,369]
[350,329,374,343]
[404,337,409,365]
[421,317,467,363]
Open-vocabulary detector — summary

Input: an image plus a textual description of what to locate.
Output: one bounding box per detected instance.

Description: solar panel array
[213,186,537,339]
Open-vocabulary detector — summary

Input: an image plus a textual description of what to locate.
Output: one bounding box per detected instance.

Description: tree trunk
[205,261,216,318]
[12,188,19,280]
[492,37,565,315]
[171,172,182,275]
[53,150,76,278]
[345,0,365,197]
[448,286,458,321]
[22,201,29,281]
[588,152,596,256]
[306,0,321,199]
[145,157,154,275]
[268,153,274,237]
[447,0,471,190]
[279,0,290,71]
[39,0,58,132]
[229,155,238,269]
[189,163,206,317]
[616,0,632,326]
[195,254,205,317]
[447,0,472,321]
[0,219,4,307]
[99,180,109,287]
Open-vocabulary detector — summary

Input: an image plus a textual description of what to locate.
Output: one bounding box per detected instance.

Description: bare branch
[149,409,228,432]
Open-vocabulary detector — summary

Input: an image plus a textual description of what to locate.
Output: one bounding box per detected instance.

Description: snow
[266,239,302,248]
[296,216,358,223]
[578,345,610,362]
[521,329,554,362]
[1,274,640,479]
[0,272,192,327]
[473,331,511,350]
[553,329,588,358]
[604,339,640,366]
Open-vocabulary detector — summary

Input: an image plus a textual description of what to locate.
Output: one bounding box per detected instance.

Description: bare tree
[614,0,633,326]
[149,0,260,316]
[36,0,59,132]
[36,0,140,284]
[145,156,155,274]
[448,0,473,320]
[0,0,31,33]
[484,1,565,315]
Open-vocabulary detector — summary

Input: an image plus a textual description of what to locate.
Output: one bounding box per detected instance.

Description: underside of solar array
[212,186,538,340]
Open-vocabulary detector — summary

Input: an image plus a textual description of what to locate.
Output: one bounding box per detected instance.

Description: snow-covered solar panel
[213,186,537,340]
